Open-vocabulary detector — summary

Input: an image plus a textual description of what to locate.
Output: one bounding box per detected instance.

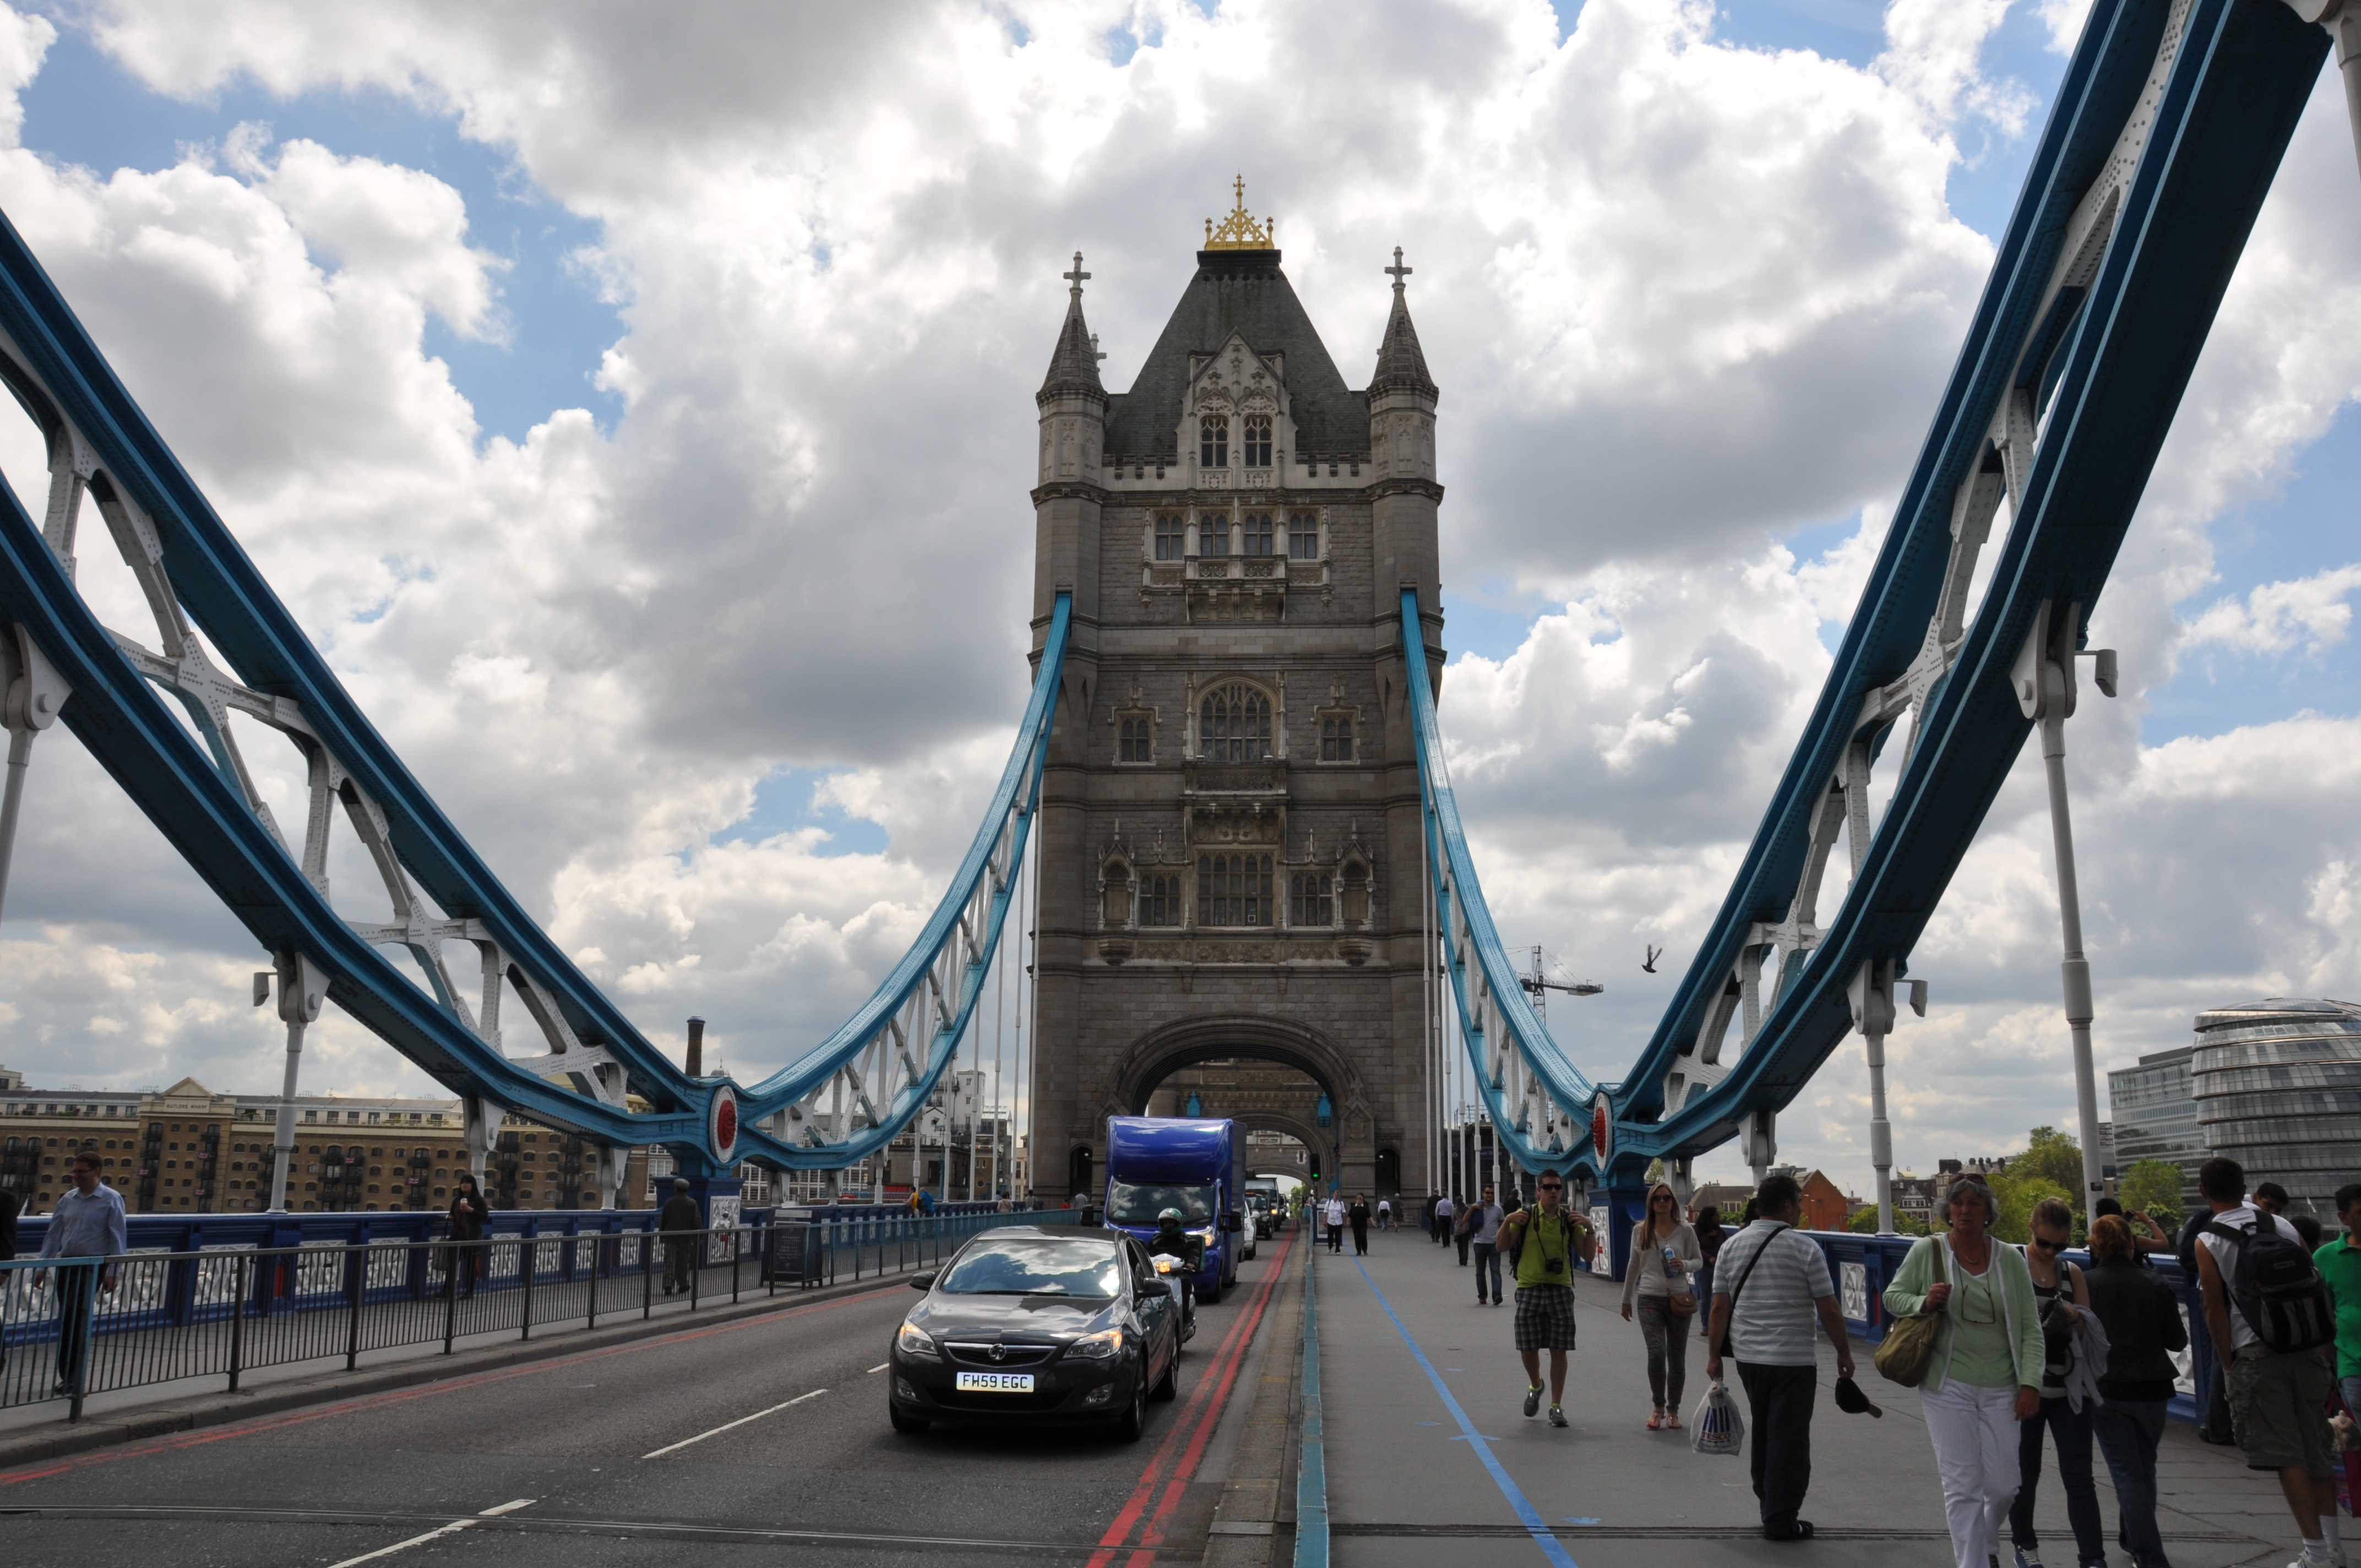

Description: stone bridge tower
[1026,184,1445,1203]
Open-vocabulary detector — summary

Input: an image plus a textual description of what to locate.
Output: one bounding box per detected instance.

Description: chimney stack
[686,1016,705,1077]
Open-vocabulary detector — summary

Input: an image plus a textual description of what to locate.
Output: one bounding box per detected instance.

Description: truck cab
[1103,1117,1244,1304]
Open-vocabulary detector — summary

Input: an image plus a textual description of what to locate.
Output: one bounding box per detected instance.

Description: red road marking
[0,1283,906,1487]
[1086,1226,1298,1568]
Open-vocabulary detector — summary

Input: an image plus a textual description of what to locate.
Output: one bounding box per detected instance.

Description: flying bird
[1642,945,1663,973]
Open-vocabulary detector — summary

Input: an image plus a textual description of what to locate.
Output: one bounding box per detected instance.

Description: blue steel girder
[0,191,1071,1175]
[1407,0,2332,1184]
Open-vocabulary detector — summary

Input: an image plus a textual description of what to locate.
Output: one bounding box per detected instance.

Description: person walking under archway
[1621,1182,1702,1430]
[1323,1190,1346,1253]
[1349,1194,1372,1255]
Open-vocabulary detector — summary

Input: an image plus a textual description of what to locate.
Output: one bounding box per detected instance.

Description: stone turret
[1368,247,1440,625]
[1037,251,1107,487]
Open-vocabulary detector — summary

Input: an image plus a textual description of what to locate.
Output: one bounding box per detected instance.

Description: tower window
[1243,414,1272,467]
[1200,683,1271,762]
[1200,415,1229,469]
[1198,513,1230,557]
[1140,874,1182,927]
[1289,512,1319,559]
[1154,513,1186,562]
[1119,716,1152,763]
[1291,873,1334,927]
[1321,714,1354,761]
[1198,854,1274,927]
[1242,512,1274,557]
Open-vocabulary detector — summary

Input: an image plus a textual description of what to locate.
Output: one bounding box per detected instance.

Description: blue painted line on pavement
[1293,1241,1327,1568]
[1349,1257,1577,1568]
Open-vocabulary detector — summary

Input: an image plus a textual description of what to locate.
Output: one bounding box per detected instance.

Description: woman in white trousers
[1882,1177,2046,1568]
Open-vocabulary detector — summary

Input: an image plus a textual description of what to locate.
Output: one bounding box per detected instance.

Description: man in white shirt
[1322,1193,1346,1254]
[2194,1156,2339,1566]
[36,1148,127,1397]
[1434,1193,1456,1246]
[1704,1173,1853,1543]
[1467,1185,1506,1305]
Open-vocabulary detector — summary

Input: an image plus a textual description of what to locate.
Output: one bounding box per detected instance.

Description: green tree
[2118,1159,2186,1230]
[1644,1156,1668,1188]
[2016,1126,2085,1196]
[1985,1171,2072,1244]
[1848,1205,1879,1233]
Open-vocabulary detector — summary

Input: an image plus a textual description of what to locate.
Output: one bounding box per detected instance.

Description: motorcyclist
[1143,1207,1202,1341]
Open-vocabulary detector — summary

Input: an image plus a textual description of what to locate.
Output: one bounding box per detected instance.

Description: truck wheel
[1200,1280,1221,1306]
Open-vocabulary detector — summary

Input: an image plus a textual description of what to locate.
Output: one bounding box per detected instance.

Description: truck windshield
[1106,1182,1216,1227]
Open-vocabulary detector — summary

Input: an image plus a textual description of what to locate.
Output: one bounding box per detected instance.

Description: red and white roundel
[1590,1095,1612,1166]
[709,1085,739,1164]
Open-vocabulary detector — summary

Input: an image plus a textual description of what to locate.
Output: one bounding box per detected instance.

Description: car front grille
[943,1342,1057,1368]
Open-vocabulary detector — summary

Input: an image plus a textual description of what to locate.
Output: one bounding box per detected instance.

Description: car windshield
[1106,1182,1216,1227]
[937,1237,1125,1298]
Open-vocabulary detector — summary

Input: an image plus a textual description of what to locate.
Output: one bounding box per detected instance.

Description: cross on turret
[1386,247,1412,292]
[1064,252,1091,301]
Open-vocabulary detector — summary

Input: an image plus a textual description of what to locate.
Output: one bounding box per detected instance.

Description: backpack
[2206,1211,2335,1354]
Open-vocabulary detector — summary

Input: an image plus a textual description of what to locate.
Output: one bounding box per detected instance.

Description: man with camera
[1499,1170,1596,1428]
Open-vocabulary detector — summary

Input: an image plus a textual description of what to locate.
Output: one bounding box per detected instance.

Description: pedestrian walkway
[1312,1227,2303,1566]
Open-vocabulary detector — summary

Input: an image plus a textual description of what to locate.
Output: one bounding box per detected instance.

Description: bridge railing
[0,1208,1080,1420]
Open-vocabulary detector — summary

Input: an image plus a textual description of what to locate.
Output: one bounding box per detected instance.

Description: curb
[1202,1223,1309,1568]
[0,1273,902,1473]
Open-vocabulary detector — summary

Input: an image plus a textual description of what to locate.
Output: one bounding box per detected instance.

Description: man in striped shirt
[1704,1173,1854,1543]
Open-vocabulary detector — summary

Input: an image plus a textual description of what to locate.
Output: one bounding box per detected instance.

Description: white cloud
[0,1,2358,1203]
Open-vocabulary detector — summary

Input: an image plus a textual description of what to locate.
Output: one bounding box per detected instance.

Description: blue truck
[1103,1116,1245,1303]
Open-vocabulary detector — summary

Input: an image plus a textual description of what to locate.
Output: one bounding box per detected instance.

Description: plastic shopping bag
[1690,1380,1744,1457]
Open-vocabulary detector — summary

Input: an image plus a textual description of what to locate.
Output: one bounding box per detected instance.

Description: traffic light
[1308,1154,1322,1186]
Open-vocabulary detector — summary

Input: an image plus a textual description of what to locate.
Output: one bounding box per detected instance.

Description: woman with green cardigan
[1882,1177,2047,1568]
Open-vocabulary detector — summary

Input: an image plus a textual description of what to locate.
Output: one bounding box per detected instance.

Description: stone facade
[1026,230,1444,1203]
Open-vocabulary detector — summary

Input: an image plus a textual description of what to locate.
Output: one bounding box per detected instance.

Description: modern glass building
[2108,1046,2204,1210]
[2190,998,2361,1221]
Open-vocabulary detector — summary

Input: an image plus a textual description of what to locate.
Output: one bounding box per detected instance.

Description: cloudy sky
[0,0,2357,1195]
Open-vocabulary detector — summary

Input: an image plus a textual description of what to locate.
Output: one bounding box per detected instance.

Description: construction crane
[1519,946,1602,1026]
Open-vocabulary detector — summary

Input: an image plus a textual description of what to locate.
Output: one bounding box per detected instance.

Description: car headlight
[896,1321,939,1359]
[1066,1327,1123,1360]
[1193,1228,1217,1247]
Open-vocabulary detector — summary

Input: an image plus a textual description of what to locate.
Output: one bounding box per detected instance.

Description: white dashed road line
[323,1498,537,1568]
[641,1389,829,1458]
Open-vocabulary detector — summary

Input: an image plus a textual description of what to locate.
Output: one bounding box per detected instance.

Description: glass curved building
[2192,998,2361,1219]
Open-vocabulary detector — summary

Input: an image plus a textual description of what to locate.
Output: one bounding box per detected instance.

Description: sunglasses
[1539,1183,1563,1191]
[2030,1235,2065,1251]
[1652,1196,1674,1204]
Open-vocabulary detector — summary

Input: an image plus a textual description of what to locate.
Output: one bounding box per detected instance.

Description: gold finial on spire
[1204,175,1275,251]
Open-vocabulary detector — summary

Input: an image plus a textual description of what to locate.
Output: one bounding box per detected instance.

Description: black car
[889,1227,1182,1441]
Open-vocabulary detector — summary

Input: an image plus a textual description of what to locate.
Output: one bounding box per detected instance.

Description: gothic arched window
[1243,414,1272,467]
[1289,511,1319,559]
[1140,874,1180,927]
[1290,872,1333,927]
[1118,716,1152,763]
[1155,513,1186,561]
[1197,853,1273,926]
[1198,513,1230,558]
[1199,683,1271,762]
[1242,511,1274,557]
[1200,415,1229,469]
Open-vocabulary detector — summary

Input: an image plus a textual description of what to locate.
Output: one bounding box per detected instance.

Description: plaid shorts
[1514,1284,1576,1351]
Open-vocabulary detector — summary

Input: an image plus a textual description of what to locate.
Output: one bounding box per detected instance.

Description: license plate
[954,1371,1035,1393]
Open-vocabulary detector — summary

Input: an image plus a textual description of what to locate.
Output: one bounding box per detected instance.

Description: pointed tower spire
[1038,251,1107,401]
[1370,246,1437,400]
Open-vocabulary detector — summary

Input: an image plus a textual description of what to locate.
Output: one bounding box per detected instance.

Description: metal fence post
[643,1223,654,1320]
[519,1237,536,1341]
[444,1246,461,1355]
[67,1263,96,1422]
[586,1228,600,1334]
[344,1244,365,1372]
[689,1228,703,1311]
[227,1251,249,1394]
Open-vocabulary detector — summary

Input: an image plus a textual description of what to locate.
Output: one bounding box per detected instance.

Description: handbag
[1873,1237,1949,1388]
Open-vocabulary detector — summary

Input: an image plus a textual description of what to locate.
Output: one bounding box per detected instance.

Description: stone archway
[1105,1015,1378,1197]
